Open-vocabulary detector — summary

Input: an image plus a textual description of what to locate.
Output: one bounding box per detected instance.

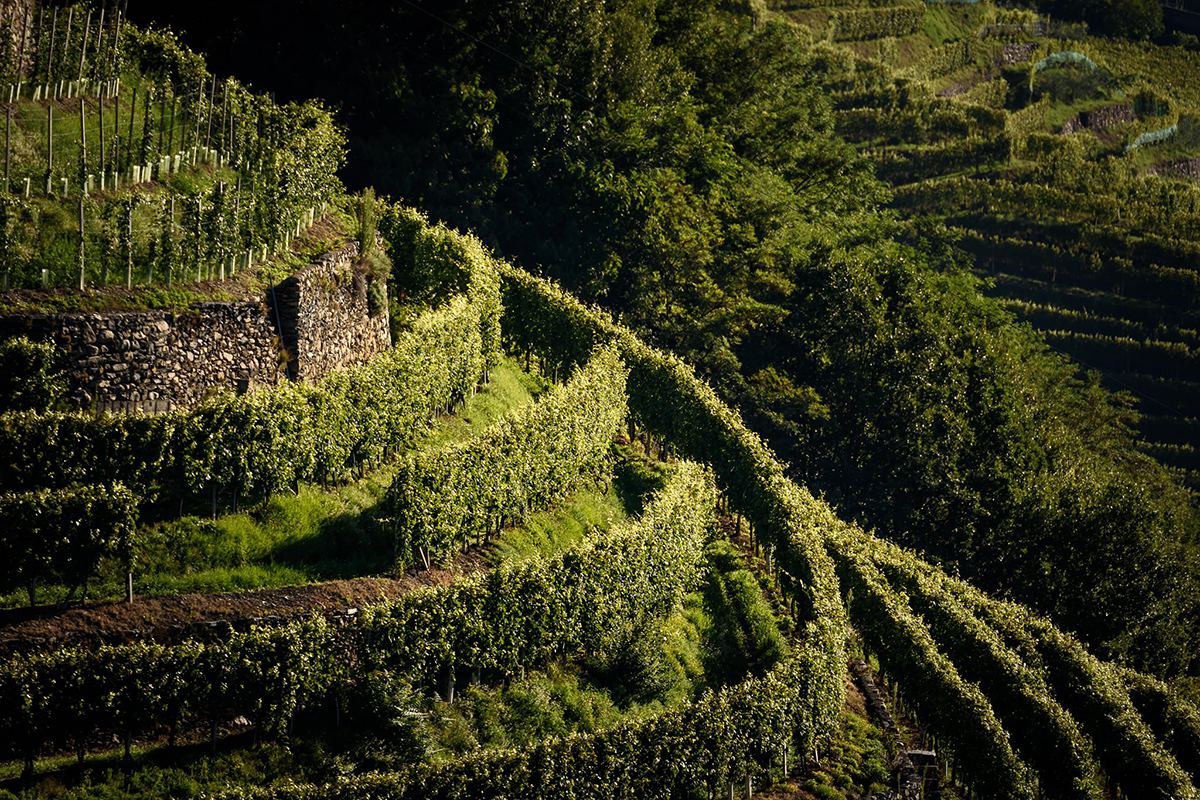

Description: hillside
[2,0,1200,798]
[136,0,1200,676]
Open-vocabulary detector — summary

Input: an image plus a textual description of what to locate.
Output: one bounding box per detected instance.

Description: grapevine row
[498,265,849,740]
[0,217,501,498]
[831,6,926,41]
[861,536,1104,799]
[390,343,627,569]
[0,483,137,606]
[226,655,822,800]
[824,529,1036,799]
[839,527,1200,799]
[947,581,1197,798]
[0,462,716,772]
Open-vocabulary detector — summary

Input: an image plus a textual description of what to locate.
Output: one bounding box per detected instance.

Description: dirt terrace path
[0,549,491,657]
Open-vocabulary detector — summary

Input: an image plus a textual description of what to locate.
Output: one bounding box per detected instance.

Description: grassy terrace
[0,356,651,608]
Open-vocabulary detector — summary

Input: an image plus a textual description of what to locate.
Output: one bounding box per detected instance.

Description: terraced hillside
[2,202,1196,799]
[793,0,1200,486]
[3,4,1200,799]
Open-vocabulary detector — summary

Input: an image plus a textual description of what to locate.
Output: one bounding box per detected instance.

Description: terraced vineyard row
[810,0,1200,485]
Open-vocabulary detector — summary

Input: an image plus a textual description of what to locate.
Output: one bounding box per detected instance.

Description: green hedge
[948,581,1198,799]
[0,463,716,769]
[225,655,822,800]
[866,538,1103,800]
[390,344,626,569]
[825,530,1036,800]
[0,483,138,605]
[832,6,926,41]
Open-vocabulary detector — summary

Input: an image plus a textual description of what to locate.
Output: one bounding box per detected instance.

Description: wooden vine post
[77,9,91,83]
[78,98,87,290]
[124,197,133,288]
[139,84,152,167]
[78,97,86,191]
[167,94,176,161]
[112,82,120,184]
[126,84,137,178]
[193,74,204,159]
[59,7,73,91]
[92,6,105,84]
[44,104,52,195]
[205,75,217,153]
[98,87,105,187]
[78,196,85,290]
[46,8,57,86]
[32,6,43,84]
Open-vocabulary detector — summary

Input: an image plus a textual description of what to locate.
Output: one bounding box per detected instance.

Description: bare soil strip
[0,547,490,656]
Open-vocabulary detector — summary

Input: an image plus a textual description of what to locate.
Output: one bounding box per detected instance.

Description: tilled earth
[0,547,491,656]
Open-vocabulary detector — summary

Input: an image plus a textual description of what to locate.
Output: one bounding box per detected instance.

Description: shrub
[0,337,65,412]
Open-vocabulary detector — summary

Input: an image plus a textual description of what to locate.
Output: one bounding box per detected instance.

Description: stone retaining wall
[0,241,391,412]
[1155,156,1200,180]
[0,302,285,412]
[272,240,391,382]
[1061,102,1135,134]
[996,42,1037,66]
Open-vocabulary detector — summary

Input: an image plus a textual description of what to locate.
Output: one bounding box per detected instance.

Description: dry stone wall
[0,302,285,413]
[1060,102,1135,134]
[0,241,391,413]
[1155,156,1200,181]
[271,240,391,382]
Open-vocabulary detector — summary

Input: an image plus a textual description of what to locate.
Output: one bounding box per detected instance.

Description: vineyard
[800,0,1200,487]
[0,197,1195,798]
[0,3,343,295]
[2,0,1200,798]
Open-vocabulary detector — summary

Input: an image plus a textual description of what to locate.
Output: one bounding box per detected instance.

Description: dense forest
[131,0,1200,687]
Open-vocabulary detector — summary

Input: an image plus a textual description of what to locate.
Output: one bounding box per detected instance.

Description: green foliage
[827,529,1037,800]
[0,483,138,606]
[0,463,716,766]
[357,187,378,260]
[1122,668,1200,783]
[497,264,849,750]
[0,336,65,412]
[343,671,432,769]
[950,580,1199,799]
[700,540,790,689]
[858,534,1104,799]
[832,6,927,41]
[223,654,824,800]
[0,233,500,499]
[1041,0,1164,40]
[390,344,627,568]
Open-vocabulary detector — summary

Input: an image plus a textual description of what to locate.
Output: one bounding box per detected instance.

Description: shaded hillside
[128,0,1200,680]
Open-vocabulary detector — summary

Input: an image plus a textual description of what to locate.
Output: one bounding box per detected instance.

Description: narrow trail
[0,545,492,657]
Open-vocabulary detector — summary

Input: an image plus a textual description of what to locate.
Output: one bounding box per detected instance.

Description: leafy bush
[344,670,431,770]
[0,483,138,606]
[0,337,65,412]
